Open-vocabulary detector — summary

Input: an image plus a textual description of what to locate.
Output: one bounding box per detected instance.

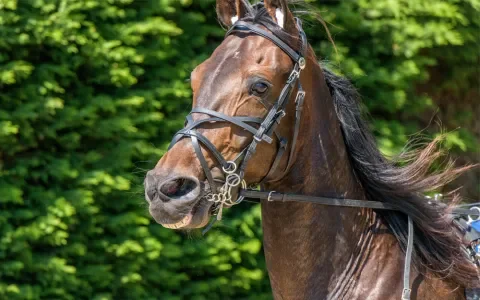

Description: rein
[168,13,479,299]
[239,190,480,217]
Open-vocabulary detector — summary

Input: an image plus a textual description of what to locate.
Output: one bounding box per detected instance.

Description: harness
[168,14,480,300]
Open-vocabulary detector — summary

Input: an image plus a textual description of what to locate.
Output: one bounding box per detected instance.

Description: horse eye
[251,82,269,95]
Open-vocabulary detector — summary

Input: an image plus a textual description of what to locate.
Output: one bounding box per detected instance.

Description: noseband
[167,14,480,300]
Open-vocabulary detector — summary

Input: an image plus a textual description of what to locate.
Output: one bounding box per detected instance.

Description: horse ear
[216,0,249,27]
[263,0,296,33]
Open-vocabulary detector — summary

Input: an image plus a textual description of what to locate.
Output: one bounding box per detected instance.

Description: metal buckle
[295,90,306,103]
[267,191,276,202]
[287,68,300,84]
[402,288,411,300]
[298,57,306,70]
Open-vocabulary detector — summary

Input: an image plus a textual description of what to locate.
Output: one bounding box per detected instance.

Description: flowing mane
[240,1,478,286]
[323,67,478,285]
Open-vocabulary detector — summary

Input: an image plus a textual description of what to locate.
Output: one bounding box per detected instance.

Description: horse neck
[261,62,380,299]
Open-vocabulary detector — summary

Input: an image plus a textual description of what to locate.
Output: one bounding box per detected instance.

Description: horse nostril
[145,173,158,202]
[160,178,198,199]
[147,188,158,202]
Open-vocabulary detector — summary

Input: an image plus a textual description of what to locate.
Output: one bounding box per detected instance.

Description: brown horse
[144,1,479,299]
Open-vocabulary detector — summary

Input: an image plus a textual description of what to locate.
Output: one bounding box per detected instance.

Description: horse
[144,1,479,299]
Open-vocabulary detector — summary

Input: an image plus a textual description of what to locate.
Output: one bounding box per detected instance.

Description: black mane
[323,67,477,285]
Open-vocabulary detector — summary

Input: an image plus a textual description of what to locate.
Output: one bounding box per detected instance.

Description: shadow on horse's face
[144,31,295,229]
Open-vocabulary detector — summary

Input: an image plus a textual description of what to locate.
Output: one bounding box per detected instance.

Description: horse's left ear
[263,0,297,34]
[216,0,250,27]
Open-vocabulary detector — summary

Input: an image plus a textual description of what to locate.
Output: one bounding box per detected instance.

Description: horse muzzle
[144,172,213,229]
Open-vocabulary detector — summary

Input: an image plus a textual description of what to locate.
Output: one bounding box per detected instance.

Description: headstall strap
[168,13,480,298]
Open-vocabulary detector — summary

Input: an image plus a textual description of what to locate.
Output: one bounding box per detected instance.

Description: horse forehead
[193,40,252,85]
[192,35,291,107]
[208,35,285,69]
[207,36,259,72]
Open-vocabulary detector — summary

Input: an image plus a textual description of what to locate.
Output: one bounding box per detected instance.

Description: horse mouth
[156,179,237,230]
[161,213,193,229]
[158,197,214,229]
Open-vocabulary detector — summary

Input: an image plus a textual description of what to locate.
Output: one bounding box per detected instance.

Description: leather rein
[168,16,480,300]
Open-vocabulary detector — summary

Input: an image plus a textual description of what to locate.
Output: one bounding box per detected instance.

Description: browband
[226,20,304,63]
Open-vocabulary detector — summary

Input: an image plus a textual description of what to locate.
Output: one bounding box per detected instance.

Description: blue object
[471,220,480,232]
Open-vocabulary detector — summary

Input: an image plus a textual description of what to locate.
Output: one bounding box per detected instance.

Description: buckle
[295,90,306,103]
[298,57,306,70]
[267,191,277,202]
[402,288,411,300]
[287,69,300,84]
[273,110,286,125]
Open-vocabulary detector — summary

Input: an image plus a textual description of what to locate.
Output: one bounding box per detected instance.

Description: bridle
[169,16,308,219]
[167,12,480,300]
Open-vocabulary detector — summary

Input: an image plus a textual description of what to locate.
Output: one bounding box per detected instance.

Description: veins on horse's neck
[261,62,377,299]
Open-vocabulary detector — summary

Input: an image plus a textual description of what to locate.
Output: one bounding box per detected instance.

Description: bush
[310,0,479,197]
[0,1,268,299]
[0,0,477,299]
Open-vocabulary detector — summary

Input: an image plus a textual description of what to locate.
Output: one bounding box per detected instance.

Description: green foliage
[0,1,267,299]
[308,0,480,156]
[0,0,478,299]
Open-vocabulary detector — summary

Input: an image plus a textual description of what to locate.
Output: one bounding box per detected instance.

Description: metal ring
[267,191,276,202]
[206,194,215,202]
[468,207,480,224]
[222,161,237,174]
[226,173,241,187]
[235,196,245,204]
[298,57,306,70]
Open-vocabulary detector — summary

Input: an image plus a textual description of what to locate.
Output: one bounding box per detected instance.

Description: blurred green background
[0,0,478,299]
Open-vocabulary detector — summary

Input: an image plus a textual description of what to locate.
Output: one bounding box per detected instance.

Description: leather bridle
[167,14,479,300]
[169,17,308,217]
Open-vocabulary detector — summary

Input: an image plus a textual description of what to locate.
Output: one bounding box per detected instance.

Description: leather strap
[240,190,398,210]
[284,82,305,175]
[402,216,414,300]
[239,189,480,217]
[226,21,302,63]
[191,108,272,143]
[191,134,216,191]
[259,137,288,184]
